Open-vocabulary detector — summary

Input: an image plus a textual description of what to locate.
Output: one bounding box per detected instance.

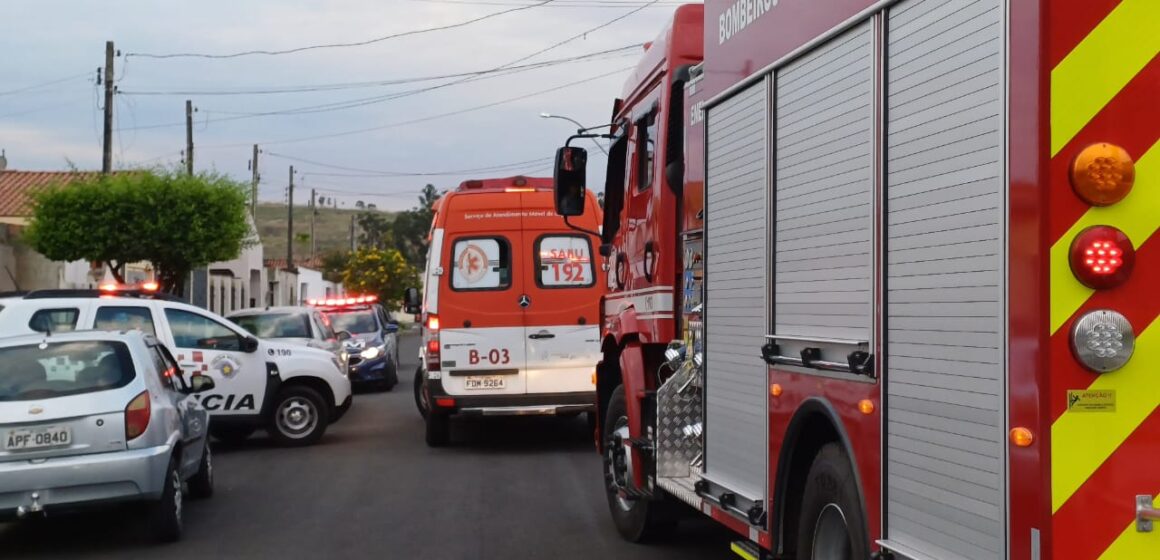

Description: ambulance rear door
[436,210,529,396]
[521,193,603,395]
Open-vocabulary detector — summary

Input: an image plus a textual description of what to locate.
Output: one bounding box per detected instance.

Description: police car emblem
[212,355,241,379]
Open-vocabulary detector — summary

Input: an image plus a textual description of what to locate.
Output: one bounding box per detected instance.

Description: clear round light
[360,346,383,360]
[1070,310,1135,373]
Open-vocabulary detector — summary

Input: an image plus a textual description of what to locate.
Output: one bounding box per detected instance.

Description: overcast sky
[0,0,691,211]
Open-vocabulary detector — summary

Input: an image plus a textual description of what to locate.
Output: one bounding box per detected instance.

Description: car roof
[228,306,311,317]
[0,329,155,347]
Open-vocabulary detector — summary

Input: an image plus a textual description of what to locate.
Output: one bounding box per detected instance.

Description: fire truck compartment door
[882,1,1008,559]
[702,78,770,501]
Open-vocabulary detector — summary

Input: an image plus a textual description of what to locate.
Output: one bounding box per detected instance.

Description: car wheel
[267,386,328,447]
[188,443,214,499]
[413,366,429,419]
[604,385,676,542]
[794,443,869,560]
[148,458,184,543]
[210,425,256,444]
[425,411,450,447]
[383,357,399,391]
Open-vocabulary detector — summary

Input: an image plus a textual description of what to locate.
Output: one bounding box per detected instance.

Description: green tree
[24,168,251,295]
[319,250,349,283]
[391,183,441,267]
[341,247,418,308]
[357,211,393,250]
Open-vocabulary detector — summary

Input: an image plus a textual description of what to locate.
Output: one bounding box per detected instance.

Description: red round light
[1069,225,1135,289]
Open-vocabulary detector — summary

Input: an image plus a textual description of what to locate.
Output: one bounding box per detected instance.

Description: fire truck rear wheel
[603,385,675,542]
[795,443,868,560]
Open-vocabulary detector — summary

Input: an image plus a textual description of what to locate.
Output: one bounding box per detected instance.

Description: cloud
[0,0,688,210]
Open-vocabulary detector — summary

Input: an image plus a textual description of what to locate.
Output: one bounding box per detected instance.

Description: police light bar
[99,281,160,294]
[307,295,378,307]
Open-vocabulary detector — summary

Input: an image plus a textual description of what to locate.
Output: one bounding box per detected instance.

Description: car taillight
[425,314,441,372]
[125,391,151,440]
[1068,225,1135,289]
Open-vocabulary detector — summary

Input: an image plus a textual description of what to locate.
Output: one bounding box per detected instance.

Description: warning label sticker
[1067,389,1116,413]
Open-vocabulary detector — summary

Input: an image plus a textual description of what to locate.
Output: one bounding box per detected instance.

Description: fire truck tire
[426,411,450,447]
[414,366,429,419]
[795,443,869,560]
[604,385,676,542]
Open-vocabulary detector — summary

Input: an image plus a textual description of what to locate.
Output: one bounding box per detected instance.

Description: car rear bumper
[0,444,172,518]
[429,378,594,416]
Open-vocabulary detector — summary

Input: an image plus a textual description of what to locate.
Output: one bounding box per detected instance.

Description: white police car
[0,286,352,447]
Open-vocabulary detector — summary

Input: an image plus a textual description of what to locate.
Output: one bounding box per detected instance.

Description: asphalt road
[1,332,734,559]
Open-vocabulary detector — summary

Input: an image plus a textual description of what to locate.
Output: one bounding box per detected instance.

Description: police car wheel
[267,386,328,447]
[383,357,399,391]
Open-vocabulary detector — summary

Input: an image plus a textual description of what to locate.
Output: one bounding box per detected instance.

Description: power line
[411,0,685,6]
[0,71,92,97]
[274,152,554,177]
[124,0,557,60]
[203,65,631,148]
[119,44,639,97]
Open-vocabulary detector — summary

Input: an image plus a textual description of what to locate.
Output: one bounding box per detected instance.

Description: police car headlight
[360,346,383,360]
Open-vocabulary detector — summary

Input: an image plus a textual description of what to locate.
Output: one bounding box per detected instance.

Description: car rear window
[326,310,378,334]
[0,340,135,401]
[233,313,313,339]
[536,234,595,288]
[451,237,511,291]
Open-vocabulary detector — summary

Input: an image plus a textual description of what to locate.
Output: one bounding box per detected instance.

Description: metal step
[730,540,768,560]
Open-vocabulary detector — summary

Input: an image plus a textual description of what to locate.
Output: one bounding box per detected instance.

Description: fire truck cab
[410,176,605,447]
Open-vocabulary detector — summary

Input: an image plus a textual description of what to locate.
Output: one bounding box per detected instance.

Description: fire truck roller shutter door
[882,1,1008,559]
[703,76,769,501]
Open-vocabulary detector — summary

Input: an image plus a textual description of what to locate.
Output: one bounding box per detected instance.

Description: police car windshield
[326,310,378,334]
[0,340,135,401]
[233,313,312,339]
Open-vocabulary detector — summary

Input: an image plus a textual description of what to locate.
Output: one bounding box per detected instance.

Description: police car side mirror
[241,336,260,353]
[384,323,399,334]
[553,146,587,217]
[189,375,216,394]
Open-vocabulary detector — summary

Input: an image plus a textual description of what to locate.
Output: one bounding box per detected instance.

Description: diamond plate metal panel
[657,359,704,478]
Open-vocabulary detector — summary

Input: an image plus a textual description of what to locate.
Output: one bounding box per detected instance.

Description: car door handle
[528,333,555,340]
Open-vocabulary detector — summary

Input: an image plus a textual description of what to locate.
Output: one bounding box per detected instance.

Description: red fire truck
[551,0,1158,558]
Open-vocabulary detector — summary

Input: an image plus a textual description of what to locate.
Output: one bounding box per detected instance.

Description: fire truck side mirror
[553,146,588,217]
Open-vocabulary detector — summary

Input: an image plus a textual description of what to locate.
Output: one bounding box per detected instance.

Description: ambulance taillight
[425,314,441,372]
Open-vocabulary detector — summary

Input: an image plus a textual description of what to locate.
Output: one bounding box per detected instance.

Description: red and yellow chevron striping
[1049,0,1160,558]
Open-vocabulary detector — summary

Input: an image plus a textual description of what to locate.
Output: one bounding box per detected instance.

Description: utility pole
[287,166,295,269]
[101,41,115,174]
[184,100,194,175]
[350,215,356,252]
[250,144,260,219]
[310,187,317,261]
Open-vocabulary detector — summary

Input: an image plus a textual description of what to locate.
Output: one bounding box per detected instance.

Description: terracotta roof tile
[264,257,326,270]
[0,170,103,217]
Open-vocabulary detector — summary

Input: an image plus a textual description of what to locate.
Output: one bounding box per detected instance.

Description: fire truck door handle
[643,241,656,283]
[528,333,555,340]
[1137,495,1160,532]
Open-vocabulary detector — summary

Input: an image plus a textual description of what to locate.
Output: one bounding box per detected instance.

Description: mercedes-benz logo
[518,294,531,308]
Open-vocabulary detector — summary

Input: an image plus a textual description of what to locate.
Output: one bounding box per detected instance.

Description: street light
[540,112,609,155]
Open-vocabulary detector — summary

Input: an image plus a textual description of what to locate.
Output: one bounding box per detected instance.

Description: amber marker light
[858,400,875,415]
[1071,143,1135,206]
[1010,427,1034,447]
[770,384,783,397]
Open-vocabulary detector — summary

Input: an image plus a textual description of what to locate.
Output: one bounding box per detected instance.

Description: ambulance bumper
[428,378,594,415]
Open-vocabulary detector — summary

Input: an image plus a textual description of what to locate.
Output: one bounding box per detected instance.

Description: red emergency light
[307,294,378,307]
[1069,225,1135,289]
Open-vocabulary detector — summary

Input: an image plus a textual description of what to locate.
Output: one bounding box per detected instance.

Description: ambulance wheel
[603,385,676,542]
[425,411,450,447]
[188,443,214,499]
[267,386,328,447]
[795,443,869,560]
[210,425,256,444]
[414,366,429,419]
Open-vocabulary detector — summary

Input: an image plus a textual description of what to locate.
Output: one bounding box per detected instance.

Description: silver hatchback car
[0,330,216,542]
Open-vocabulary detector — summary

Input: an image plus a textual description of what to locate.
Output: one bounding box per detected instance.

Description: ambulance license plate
[464,376,506,390]
[5,426,71,451]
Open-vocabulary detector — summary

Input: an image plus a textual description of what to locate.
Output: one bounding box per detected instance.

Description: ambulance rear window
[451,237,511,291]
[535,235,594,288]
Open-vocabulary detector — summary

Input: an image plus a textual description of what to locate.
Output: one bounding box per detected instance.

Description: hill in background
[254,203,395,262]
